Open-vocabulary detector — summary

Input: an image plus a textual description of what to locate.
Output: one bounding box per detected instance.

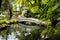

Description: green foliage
[56,22,60,27]
[0,0,60,40]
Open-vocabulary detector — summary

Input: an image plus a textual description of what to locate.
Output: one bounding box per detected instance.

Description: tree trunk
[0,0,2,8]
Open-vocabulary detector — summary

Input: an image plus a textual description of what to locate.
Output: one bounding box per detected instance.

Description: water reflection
[0,32,19,40]
[0,28,31,40]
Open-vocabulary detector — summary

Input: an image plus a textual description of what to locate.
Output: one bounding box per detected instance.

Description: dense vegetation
[0,0,60,40]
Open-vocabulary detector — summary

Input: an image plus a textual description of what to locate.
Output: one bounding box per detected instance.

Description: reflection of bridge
[16,23,44,29]
[18,17,46,29]
[0,17,46,32]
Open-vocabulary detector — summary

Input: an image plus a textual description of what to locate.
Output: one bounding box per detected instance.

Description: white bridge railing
[18,18,40,24]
